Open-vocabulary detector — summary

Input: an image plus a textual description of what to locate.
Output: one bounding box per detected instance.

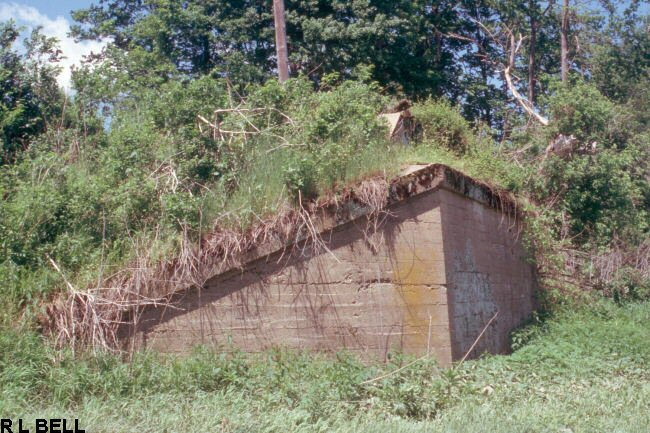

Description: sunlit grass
[2,300,649,432]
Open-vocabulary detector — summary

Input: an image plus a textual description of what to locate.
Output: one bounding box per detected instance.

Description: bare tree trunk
[474,13,492,126]
[528,1,538,103]
[273,0,290,82]
[444,11,548,125]
[504,34,549,126]
[561,0,569,82]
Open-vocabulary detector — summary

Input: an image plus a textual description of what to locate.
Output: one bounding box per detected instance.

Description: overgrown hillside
[1,70,647,322]
[0,0,649,431]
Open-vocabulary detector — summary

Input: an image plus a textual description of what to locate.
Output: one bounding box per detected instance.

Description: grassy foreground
[1,300,649,432]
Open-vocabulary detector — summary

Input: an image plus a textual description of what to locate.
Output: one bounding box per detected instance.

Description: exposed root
[45,253,175,355]
[354,177,391,253]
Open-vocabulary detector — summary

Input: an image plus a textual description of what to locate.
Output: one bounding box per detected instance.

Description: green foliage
[0,74,393,304]
[293,80,388,193]
[546,80,626,148]
[69,0,465,97]
[0,21,64,163]
[588,10,649,103]
[283,155,319,201]
[517,81,650,248]
[538,145,648,247]
[0,3,649,429]
[411,99,473,153]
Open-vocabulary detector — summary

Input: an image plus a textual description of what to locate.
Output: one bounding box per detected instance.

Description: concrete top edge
[387,163,519,215]
[212,163,520,279]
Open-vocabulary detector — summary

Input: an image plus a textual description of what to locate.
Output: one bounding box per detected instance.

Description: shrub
[283,155,319,201]
[279,79,389,198]
[410,99,473,153]
[545,80,628,149]
[539,146,648,246]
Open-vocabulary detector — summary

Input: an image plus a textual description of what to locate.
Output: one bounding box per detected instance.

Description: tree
[70,0,464,97]
[587,2,649,103]
[526,0,555,103]
[0,21,63,164]
[560,0,569,82]
[273,0,289,82]
[448,1,551,127]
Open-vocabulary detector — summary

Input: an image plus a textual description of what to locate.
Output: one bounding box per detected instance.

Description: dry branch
[197,106,295,143]
[504,34,549,126]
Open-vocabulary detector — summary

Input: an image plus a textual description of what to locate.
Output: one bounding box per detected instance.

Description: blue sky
[11,0,649,22]
[0,1,105,90]
[12,0,89,21]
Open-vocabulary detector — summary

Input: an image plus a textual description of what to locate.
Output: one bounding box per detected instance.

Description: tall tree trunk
[480,58,492,126]
[273,0,290,82]
[528,1,538,103]
[561,0,569,82]
[474,9,491,126]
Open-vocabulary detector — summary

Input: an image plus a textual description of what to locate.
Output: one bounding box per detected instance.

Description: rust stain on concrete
[391,240,444,352]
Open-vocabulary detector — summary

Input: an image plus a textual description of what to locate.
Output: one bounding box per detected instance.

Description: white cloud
[0,2,108,91]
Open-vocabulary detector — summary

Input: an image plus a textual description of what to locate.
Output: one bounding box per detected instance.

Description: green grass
[2,300,649,432]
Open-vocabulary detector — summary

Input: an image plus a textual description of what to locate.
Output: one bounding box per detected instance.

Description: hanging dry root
[44,175,396,353]
[45,254,177,354]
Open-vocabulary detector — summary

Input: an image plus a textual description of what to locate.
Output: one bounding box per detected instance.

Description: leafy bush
[283,155,319,201]
[0,75,395,305]
[275,79,388,199]
[410,99,473,153]
[538,146,648,246]
[525,81,650,248]
[545,80,628,149]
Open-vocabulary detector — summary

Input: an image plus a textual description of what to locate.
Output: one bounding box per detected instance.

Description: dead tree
[545,134,598,159]
[273,0,290,82]
[503,33,549,126]
[443,17,549,126]
[561,0,570,83]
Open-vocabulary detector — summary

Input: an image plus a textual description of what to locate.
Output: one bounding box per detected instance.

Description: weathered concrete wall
[132,166,537,365]
[135,190,454,363]
[439,189,537,360]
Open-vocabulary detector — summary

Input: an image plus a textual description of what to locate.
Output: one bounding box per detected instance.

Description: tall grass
[2,300,649,432]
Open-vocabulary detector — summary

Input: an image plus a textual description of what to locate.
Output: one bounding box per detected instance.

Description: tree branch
[504,34,549,125]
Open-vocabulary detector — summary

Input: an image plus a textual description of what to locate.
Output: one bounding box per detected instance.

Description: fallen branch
[360,355,430,385]
[197,106,296,143]
[441,17,550,126]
